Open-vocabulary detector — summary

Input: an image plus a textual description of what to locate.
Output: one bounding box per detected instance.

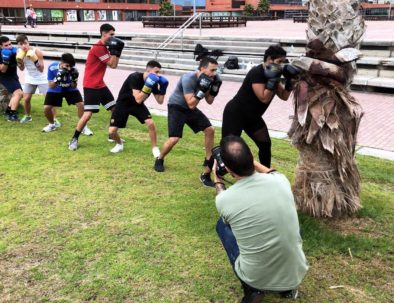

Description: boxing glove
[26,49,40,68]
[107,37,125,58]
[16,49,26,65]
[11,47,18,55]
[142,73,160,95]
[282,64,301,91]
[209,74,222,97]
[195,74,213,100]
[158,75,169,95]
[264,63,282,91]
[70,67,79,82]
[54,68,70,88]
[1,48,12,65]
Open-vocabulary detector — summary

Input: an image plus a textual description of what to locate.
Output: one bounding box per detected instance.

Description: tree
[243,4,255,16]
[257,0,270,16]
[158,0,173,16]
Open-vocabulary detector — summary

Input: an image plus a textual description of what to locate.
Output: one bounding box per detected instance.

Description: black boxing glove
[54,68,70,88]
[70,67,79,83]
[209,74,222,97]
[283,64,301,91]
[264,63,282,91]
[195,74,213,100]
[107,37,125,58]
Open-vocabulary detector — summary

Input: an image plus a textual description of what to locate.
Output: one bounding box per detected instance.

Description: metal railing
[154,13,203,59]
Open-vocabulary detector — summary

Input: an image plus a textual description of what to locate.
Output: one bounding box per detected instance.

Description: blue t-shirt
[47,62,78,93]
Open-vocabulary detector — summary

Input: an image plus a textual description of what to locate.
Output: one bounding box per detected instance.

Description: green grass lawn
[0,96,393,303]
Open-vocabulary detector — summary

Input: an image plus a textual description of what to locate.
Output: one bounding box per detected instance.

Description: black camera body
[212,146,228,177]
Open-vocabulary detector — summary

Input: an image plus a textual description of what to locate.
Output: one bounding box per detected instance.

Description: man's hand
[158,75,169,95]
[209,74,222,97]
[282,64,301,91]
[213,159,226,195]
[26,49,40,68]
[142,73,160,95]
[107,37,125,58]
[195,74,213,100]
[264,63,282,91]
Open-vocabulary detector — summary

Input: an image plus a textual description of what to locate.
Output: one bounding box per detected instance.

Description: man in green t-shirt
[213,135,308,303]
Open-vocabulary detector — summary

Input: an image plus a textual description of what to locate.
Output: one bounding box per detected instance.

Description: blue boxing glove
[11,47,17,55]
[158,75,169,95]
[1,48,12,65]
[142,73,160,95]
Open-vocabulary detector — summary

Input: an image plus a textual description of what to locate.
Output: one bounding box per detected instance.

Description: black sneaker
[280,289,298,299]
[241,291,265,303]
[199,173,215,187]
[7,114,19,122]
[154,158,164,172]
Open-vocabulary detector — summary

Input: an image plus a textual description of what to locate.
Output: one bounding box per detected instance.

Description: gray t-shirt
[215,172,309,291]
[168,71,198,109]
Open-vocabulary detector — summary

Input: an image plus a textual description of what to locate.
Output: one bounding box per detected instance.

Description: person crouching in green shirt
[213,135,308,303]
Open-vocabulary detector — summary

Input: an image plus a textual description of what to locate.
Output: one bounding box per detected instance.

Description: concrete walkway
[11,19,394,160]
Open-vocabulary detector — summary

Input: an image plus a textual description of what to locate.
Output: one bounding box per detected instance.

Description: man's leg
[44,105,55,124]
[203,126,215,174]
[7,89,23,122]
[23,92,33,117]
[145,118,161,158]
[245,121,272,168]
[154,137,180,172]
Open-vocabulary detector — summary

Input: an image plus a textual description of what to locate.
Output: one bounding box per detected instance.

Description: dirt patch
[319,216,381,237]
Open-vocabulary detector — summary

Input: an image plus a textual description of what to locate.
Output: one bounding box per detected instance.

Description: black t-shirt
[0,52,18,78]
[117,72,144,105]
[232,64,273,115]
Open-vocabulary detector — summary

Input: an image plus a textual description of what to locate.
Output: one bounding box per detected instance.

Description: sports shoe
[20,115,32,123]
[42,123,57,132]
[110,144,124,153]
[54,118,61,128]
[7,114,19,122]
[154,158,164,172]
[108,136,125,143]
[152,146,160,158]
[82,125,94,136]
[241,291,265,303]
[68,138,78,151]
[280,289,298,299]
[200,173,215,188]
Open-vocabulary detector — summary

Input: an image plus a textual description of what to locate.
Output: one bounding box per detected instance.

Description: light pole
[23,0,27,18]
[193,0,196,15]
[389,1,392,20]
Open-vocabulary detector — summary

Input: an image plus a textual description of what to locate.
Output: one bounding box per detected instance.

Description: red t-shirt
[83,40,110,89]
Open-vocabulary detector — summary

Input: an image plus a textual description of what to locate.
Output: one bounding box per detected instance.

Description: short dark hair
[264,45,287,62]
[198,57,218,70]
[0,36,10,46]
[16,34,28,44]
[146,60,161,69]
[220,135,254,177]
[61,53,76,67]
[100,23,115,35]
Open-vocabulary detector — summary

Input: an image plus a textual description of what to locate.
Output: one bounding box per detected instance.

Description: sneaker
[200,173,215,188]
[280,289,298,299]
[7,114,19,122]
[154,158,164,172]
[82,125,94,136]
[42,123,57,132]
[54,118,61,128]
[68,138,78,151]
[108,136,125,143]
[110,144,124,153]
[152,146,160,158]
[242,291,265,303]
[20,115,32,123]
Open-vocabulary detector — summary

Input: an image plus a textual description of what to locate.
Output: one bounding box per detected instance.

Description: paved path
[11,19,394,158]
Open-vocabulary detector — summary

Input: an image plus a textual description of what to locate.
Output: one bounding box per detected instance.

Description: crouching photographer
[213,135,308,303]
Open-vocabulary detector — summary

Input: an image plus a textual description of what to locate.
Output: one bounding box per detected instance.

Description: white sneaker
[108,136,125,143]
[152,146,161,158]
[68,138,78,151]
[82,125,94,136]
[110,144,124,153]
[54,118,61,128]
[42,124,57,133]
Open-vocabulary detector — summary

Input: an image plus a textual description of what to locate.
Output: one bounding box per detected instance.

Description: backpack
[224,56,239,70]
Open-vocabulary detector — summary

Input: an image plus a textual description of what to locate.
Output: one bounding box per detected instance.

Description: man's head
[198,57,218,78]
[220,135,254,177]
[0,36,12,49]
[145,60,162,76]
[16,34,31,51]
[263,45,287,65]
[60,53,76,70]
[100,23,115,42]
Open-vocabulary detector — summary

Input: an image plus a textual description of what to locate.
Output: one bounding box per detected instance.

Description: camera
[212,146,228,177]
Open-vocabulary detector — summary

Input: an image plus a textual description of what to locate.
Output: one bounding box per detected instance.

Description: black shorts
[0,76,22,94]
[44,91,83,107]
[110,100,152,128]
[83,86,115,113]
[167,104,211,138]
[222,99,266,138]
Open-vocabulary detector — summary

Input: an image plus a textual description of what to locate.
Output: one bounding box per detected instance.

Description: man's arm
[205,93,215,105]
[106,55,119,69]
[35,48,45,73]
[213,160,226,195]
[0,63,8,73]
[153,94,164,105]
[133,89,151,104]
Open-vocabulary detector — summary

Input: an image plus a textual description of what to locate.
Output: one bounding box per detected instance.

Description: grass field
[0,96,393,303]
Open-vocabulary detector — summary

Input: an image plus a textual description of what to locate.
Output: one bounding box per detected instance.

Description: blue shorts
[0,76,22,94]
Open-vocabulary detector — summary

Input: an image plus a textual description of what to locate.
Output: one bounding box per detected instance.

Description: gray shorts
[23,83,49,94]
